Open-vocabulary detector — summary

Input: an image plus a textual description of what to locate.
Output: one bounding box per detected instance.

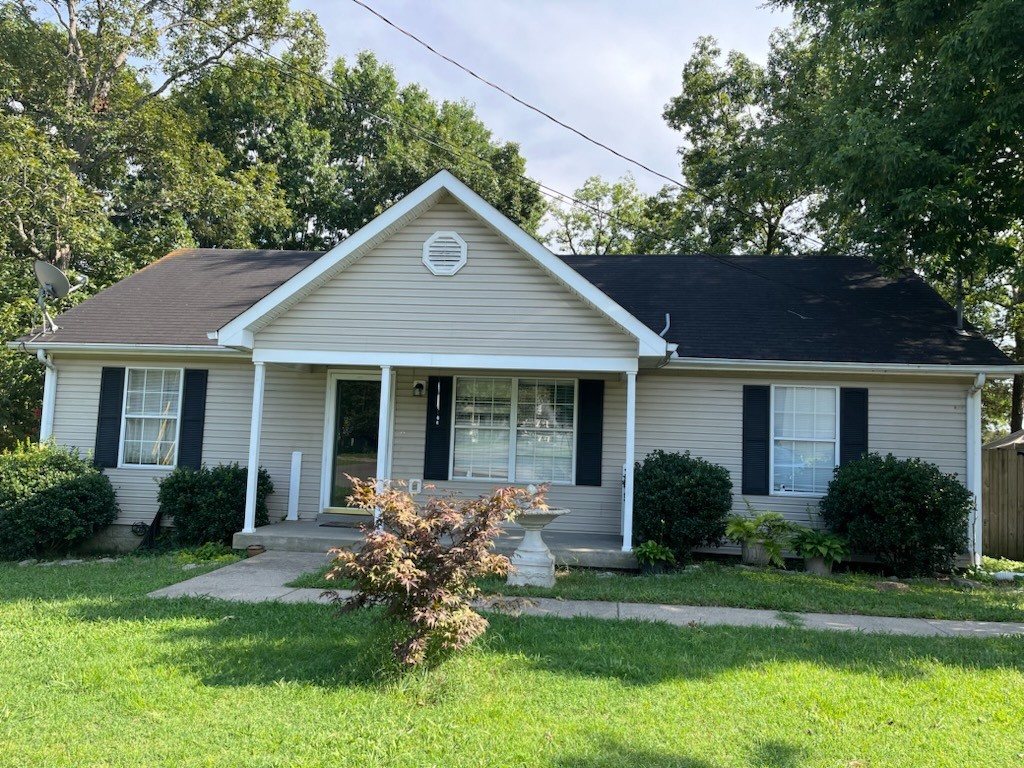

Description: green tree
[773,0,1024,427]
[545,174,654,255]
[662,34,814,255]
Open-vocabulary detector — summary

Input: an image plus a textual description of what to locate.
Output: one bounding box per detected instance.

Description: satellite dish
[33,259,87,334]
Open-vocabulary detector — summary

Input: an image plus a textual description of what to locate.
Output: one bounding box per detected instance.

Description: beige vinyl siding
[50,356,254,524]
[255,197,637,358]
[259,366,326,520]
[635,369,970,526]
[389,368,626,536]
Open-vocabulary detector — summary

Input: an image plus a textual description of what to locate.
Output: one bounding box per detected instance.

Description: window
[451,377,576,483]
[120,368,182,467]
[771,386,838,495]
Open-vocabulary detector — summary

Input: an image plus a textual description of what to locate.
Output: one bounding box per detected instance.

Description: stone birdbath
[507,507,569,588]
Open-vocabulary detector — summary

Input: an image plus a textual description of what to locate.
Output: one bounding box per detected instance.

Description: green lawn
[290,560,1024,623]
[1,556,1023,767]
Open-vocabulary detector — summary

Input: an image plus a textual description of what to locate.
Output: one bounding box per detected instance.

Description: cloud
[296,0,790,197]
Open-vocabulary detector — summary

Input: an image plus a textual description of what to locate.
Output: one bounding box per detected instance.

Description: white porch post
[375,365,393,487]
[622,371,637,552]
[243,361,266,534]
[966,373,985,566]
[40,364,57,441]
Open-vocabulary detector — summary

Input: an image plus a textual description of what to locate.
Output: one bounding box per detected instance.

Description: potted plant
[791,527,848,576]
[633,540,676,575]
[725,508,798,567]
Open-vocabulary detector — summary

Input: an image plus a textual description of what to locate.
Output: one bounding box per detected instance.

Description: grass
[1,555,1023,767]
[290,560,1024,623]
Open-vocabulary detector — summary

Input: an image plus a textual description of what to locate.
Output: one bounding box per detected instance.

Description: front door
[329,379,381,508]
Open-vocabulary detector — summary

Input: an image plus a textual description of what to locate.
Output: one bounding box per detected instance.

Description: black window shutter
[575,379,604,486]
[423,376,453,480]
[178,369,209,469]
[741,385,770,495]
[94,367,125,468]
[839,388,869,466]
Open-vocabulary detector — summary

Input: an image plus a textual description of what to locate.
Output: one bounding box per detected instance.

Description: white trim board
[252,348,639,373]
[214,171,669,357]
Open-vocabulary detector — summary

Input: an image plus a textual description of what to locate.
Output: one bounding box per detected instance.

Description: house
[14,171,1021,563]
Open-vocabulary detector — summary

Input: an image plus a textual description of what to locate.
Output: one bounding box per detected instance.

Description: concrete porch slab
[233,520,637,569]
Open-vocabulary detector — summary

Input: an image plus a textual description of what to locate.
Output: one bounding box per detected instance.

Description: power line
[347,0,829,253]
[136,0,964,336]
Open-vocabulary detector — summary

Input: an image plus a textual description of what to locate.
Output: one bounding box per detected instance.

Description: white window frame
[117,367,184,470]
[448,376,578,485]
[769,384,840,497]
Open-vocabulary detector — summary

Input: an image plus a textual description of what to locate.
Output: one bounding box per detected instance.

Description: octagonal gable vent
[423,231,467,276]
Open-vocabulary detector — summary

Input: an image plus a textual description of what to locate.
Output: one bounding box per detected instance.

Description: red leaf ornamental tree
[327,478,547,667]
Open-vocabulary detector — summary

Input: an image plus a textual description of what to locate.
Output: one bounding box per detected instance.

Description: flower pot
[804,556,833,576]
[741,541,771,567]
[245,544,266,557]
[640,561,669,576]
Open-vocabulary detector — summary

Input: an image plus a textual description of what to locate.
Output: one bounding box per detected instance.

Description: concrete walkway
[148,551,1024,639]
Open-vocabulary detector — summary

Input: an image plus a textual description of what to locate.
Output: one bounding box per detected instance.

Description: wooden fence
[982,449,1024,561]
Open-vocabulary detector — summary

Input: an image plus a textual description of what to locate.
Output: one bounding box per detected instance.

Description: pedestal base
[506,509,568,589]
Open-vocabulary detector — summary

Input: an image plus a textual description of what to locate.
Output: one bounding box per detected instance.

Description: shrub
[725,508,799,567]
[328,478,538,667]
[157,463,273,547]
[0,441,118,559]
[633,450,733,560]
[790,527,848,565]
[819,453,972,576]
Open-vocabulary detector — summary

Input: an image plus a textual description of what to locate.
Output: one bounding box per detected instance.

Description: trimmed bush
[157,463,273,547]
[819,453,972,576]
[0,441,118,559]
[633,450,733,560]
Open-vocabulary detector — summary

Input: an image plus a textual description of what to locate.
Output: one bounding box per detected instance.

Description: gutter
[665,356,1024,378]
[9,341,248,357]
[35,350,57,441]
[966,373,986,566]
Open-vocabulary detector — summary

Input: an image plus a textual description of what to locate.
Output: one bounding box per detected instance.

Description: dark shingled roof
[22,249,324,346]
[23,248,1014,367]
[560,253,1013,366]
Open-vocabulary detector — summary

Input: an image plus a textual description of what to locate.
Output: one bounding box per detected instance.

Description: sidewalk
[149,551,1024,639]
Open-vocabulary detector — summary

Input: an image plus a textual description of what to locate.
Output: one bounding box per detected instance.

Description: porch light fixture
[412,380,426,397]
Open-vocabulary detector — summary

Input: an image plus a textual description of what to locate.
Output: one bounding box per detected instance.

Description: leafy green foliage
[725,508,799,567]
[157,463,273,547]
[328,478,537,667]
[0,441,118,559]
[632,540,676,567]
[790,526,848,564]
[633,450,733,560]
[819,453,972,576]
[545,174,659,255]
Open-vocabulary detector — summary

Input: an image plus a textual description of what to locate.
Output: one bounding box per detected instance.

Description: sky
[295,0,792,199]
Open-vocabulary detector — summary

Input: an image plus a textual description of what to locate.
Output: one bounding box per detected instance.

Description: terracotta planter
[245,544,266,557]
[741,541,771,566]
[804,556,833,576]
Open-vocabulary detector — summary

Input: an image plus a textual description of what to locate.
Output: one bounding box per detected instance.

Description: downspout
[967,373,985,566]
[36,350,57,441]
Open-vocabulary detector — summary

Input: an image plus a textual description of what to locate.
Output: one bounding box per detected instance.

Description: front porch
[240,358,643,554]
[233,519,638,570]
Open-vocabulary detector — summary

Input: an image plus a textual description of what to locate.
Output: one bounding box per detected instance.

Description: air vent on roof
[423,231,467,276]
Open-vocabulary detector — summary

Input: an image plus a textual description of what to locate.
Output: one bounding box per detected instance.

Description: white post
[40,364,57,441]
[622,371,637,552]
[375,365,393,486]
[966,374,985,566]
[286,451,302,521]
[243,361,266,534]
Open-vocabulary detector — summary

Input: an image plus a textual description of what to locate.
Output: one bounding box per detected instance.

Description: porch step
[315,509,372,527]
